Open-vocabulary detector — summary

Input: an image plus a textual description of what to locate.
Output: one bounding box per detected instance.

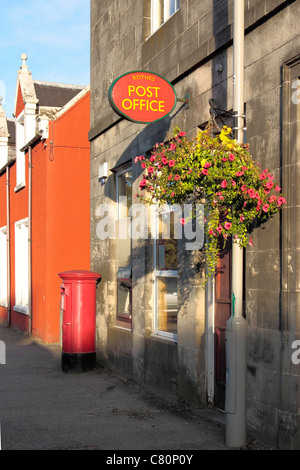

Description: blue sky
[0,0,90,118]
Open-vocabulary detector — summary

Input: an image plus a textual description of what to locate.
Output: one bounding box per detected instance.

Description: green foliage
[135,125,286,280]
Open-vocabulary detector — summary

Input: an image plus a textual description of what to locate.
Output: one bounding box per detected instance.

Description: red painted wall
[32,90,91,343]
[0,90,90,343]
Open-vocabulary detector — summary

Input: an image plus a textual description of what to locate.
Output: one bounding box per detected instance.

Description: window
[14,219,28,313]
[0,227,7,307]
[116,167,132,326]
[154,207,179,340]
[151,0,180,34]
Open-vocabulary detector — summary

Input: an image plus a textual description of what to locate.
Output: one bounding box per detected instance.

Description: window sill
[13,305,29,315]
[152,331,177,343]
[0,301,8,308]
[14,181,26,193]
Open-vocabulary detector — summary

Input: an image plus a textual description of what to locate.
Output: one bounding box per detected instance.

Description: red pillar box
[58,270,101,372]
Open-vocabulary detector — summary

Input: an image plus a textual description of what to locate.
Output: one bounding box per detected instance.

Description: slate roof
[34,81,86,108]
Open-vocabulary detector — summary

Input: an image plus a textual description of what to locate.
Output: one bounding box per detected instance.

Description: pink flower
[262,204,269,212]
[178,131,186,137]
[139,179,147,188]
[236,171,244,176]
[179,218,186,225]
[274,185,281,192]
[232,180,236,186]
[228,153,235,161]
[150,154,156,162]
[269,195,277,203]
[174,175,180,180]
[161,157,168,165]
[265,180,273,189]
[221,180,227,188]
[202,168,208,175]
[248,188,256,198]
[169,143,176,151]
[240,214,245,222]
[168,160,175,167]
[141,162,147,169]
[171,191,175,197]
[204,162,212,168]
[222,157,228,162]
[134,156,139,164]
[241,185,247,192]
[277,196,286,206]
[224,222,232,230]
[167,175,173,181]
[148,166,154,173]
[217,224,222,234]
[259,173,266,180]
[249,238,253,246]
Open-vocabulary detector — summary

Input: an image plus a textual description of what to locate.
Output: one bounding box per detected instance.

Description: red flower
[236,171,244,176]
[202,168,208,175]
[179,218,186,225]
[161,157,168,165]
[174,175,180,180]
[221,180,227,188]
[274,185,281,192]
[141,162,147,169]
[224,222,232,230]
[148,166,154,173]
[168,160,175,167]
[178,131,186,137]
[228,153,235,161]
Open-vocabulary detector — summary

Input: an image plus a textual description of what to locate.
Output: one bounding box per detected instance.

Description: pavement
[0,326,261,454]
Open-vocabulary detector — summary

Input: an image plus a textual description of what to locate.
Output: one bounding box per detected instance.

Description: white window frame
[153,205,179,341]
[0,226,7,307]
[14,218,29,314]
[151,0,180,35]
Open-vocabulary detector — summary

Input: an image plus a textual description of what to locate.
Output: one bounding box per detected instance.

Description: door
[214,237,232,409]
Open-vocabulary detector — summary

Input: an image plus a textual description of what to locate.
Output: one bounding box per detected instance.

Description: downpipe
[225,0,247,448]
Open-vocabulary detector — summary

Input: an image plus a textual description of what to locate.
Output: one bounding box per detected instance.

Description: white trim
[14,218,29,314]
[0,226,7,307]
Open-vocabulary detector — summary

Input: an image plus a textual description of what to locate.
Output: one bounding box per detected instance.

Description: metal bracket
[209,99,246,135]
[177,93,189,109]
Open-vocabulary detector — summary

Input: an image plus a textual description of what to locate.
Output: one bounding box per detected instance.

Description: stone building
[89,0,300,449]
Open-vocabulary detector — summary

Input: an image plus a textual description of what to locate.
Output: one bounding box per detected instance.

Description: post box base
[61,352,96,373]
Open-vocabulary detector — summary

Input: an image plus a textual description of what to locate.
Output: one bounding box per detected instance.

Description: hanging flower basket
[135,125,286,280]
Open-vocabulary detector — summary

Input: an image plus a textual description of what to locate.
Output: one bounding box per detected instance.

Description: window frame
[14,218,29,314]
[153,205,179,341]
[150,0,180,35]
[115,165,133,328]
[0,226,7,307]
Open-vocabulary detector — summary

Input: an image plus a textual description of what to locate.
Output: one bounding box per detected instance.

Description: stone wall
[90,0,300,448]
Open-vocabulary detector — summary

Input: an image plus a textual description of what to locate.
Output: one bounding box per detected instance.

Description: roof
[34,81,86,108]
